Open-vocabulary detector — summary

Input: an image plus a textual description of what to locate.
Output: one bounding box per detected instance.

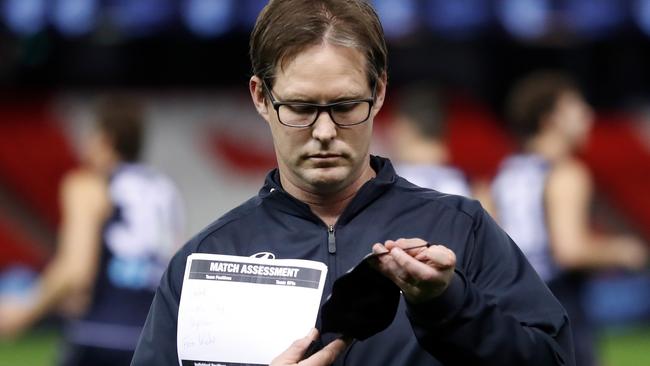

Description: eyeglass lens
[278,101,371,126]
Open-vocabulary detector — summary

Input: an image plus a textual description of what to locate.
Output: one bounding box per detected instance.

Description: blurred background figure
[492,71,649,366]
[390,83,471,197]
[0,97,185,366]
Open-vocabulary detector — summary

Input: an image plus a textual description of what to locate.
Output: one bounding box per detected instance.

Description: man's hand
[271,328,349,366]
[371,238,456,304]
[0,300,34,340]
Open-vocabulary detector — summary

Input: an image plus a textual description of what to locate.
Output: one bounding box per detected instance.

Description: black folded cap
[320,254,401,340]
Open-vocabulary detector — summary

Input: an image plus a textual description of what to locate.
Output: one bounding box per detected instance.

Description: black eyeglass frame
[262,79,376,128]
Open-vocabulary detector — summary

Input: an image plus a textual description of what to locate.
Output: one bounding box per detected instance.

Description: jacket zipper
[327,225,336,254]
[326,225,337,292]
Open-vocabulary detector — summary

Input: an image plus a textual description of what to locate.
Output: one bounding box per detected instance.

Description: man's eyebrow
[277,95,316,103]
[329,93,369,103]
[277,92,369,104]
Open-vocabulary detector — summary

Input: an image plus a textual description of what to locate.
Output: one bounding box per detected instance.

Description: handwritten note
[177,253,328,366]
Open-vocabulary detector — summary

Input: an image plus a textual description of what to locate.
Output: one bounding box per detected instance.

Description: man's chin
[302,166,350,191]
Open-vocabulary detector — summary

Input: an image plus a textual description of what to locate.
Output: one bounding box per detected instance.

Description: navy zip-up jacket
[132,156,575,365]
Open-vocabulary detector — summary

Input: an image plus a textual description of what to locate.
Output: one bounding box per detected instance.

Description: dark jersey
[492,154,557,282]
[65,164,184,352]
[493,154,595,366]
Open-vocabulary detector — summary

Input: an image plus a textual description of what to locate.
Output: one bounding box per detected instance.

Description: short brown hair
[96,96,144,162]
[506,71,579,143]
[395,83,447,139]
[250,0,387,88]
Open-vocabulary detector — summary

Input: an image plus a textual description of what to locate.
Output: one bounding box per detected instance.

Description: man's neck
[525,131,572,163]
[280,163,376,227]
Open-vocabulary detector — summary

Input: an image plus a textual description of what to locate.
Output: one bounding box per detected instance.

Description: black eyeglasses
[262,80,375,128]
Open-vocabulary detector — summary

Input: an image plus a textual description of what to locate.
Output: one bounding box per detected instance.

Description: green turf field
[0,326,649,366]
[0,329,60,366]
[598,327,650,366]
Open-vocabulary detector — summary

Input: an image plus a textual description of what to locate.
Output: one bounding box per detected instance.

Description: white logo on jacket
[250,252,276,259]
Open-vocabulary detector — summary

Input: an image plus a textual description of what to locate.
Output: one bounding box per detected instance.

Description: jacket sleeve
[131,249,188,366]
[405,208,575,366]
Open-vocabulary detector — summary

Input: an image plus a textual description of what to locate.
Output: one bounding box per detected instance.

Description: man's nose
[311,109,337,141]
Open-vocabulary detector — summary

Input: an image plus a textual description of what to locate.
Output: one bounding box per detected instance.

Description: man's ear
[371,72,388,117]
[250,76,271,122]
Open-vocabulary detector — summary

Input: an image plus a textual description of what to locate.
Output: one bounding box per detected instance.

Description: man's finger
[301,338,350,365]
[415,245,456,269]
[271,328,318,365]
[371,243,389,256]
[276,337,312,363]
[390,246,439,279]
[394,238,427,248]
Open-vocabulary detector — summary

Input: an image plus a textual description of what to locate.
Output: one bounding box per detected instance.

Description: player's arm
[546,159,647,270]
[0,170,109,338]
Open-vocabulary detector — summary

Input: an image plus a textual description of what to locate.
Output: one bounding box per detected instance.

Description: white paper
[177,253,328,366]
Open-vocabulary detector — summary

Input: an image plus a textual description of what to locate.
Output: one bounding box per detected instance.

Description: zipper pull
[327,225,336,254]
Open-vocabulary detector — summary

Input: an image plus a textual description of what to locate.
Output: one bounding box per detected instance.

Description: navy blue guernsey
[132,156,575,365]
[493,154,595,366]
[67,164,184,352]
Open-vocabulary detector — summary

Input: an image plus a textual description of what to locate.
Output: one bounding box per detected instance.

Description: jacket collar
[258,155,397,225]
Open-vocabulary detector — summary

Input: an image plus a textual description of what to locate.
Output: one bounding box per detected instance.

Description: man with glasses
[132,1,575,365]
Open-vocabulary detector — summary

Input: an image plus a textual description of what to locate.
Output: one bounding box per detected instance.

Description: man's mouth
[306,153,345,166]
[309,153,342,159]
